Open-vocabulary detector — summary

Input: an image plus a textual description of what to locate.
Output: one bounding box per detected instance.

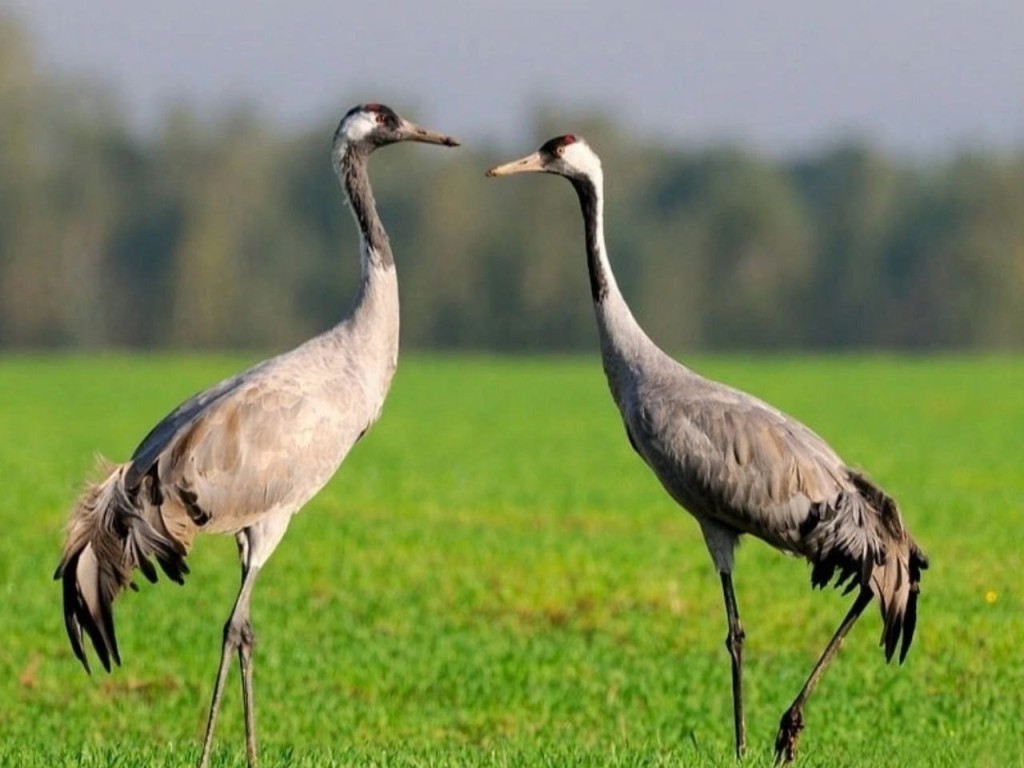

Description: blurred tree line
[2,15,1022,352]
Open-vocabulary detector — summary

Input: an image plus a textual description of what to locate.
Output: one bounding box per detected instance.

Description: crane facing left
[54,103,459,768]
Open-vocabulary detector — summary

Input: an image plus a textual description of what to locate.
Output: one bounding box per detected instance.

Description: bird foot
[774,706,804,764]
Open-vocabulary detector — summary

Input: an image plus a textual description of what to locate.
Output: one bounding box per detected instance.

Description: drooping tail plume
[54,459,190,673]
[849,471,929,663]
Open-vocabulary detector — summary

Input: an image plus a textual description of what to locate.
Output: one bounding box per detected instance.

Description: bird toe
[774,707,804,765]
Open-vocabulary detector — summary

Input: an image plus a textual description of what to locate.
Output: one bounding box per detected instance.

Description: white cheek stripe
[564,141,601,176]
[341,113,375,143]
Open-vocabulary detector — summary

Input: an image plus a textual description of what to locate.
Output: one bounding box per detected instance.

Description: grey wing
[124,362,274,491]
[626,375,923,658]
[629,381,853,554]
[146,373,358,537]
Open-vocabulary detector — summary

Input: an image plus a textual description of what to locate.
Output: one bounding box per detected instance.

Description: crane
[54,103,458,768]
[486,135,927,762]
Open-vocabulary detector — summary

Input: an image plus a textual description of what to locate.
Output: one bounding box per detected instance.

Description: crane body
[487,135,927,762]
[56,103,458,768]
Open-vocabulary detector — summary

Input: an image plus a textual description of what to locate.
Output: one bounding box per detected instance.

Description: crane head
[333,103,460,153]
[485,135,601,181]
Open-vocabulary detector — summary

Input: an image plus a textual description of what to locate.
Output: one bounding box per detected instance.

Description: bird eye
[375,112,386,125]
[555,145,565,157]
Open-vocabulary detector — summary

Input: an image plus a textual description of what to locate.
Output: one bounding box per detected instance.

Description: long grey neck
[339,143,395,271]
[570,175,676,388]
[320,142,400,376]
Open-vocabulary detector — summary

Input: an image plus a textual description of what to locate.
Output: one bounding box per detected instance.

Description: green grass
[1,353,1021,767]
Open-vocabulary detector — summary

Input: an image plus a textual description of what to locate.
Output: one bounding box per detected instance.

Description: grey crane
[54,103,458,768]
[486,135,927,762]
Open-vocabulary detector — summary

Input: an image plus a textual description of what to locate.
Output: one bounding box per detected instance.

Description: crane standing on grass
[55,103,458,768]
[486,135,927,763]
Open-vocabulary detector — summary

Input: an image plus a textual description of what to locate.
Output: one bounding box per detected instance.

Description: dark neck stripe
[340,144,393,267]
[572,177,609,303]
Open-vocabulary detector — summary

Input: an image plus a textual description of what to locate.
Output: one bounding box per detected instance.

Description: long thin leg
[239,625,258,767]
[720,571,746,759]
[774,588,873,764]
[199,533,261,768]
[198,626,235,767]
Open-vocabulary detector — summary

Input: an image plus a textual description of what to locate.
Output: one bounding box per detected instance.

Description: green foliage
[2,14,1024,352]
[1,354,1022,766]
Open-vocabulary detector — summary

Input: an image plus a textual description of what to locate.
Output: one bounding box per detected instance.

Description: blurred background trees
[1,13,1021,352]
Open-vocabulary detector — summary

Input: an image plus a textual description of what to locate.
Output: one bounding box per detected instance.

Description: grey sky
[8,0,1023,155]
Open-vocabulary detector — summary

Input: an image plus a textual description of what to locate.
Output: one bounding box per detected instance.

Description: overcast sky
[7,0,1023,156]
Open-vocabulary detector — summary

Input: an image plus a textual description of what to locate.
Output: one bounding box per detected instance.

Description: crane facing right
[486,135,928,763]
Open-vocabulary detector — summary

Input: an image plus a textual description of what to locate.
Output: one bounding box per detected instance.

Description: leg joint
[725,624,745,654]
[223,617,256,648]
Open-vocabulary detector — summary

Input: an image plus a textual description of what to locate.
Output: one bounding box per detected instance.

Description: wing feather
[124,369,257,490]
[141,371,360,535]
[626,376,849,552]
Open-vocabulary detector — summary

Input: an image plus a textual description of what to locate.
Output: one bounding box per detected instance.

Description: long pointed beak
[401,120,460,147]
[485,151,546,177]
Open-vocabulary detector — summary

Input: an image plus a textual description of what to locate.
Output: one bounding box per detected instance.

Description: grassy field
[0,353,1021,767]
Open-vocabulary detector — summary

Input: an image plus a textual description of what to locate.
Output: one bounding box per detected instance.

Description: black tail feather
[898,547,929,663]
[808,470,927,665]
[59,550,94,674]
[55,461,190,674]
[59,548,118,673]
